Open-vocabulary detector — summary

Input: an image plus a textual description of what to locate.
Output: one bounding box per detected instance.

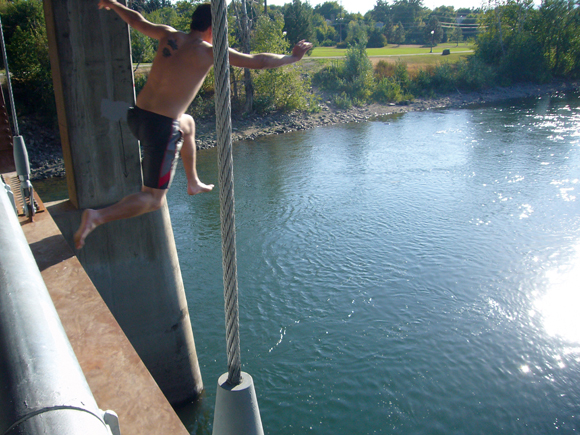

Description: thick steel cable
[211,0,242,386]
[0,16,19,136]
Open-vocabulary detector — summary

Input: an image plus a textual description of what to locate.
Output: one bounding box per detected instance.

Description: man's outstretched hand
[291,40,313,61]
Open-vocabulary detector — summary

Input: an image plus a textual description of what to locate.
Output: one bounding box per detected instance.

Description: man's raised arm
[98,0,174,40]
[228,40,313,70]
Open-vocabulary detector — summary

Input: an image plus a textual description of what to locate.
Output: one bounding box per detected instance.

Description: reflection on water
[537,243,580,345]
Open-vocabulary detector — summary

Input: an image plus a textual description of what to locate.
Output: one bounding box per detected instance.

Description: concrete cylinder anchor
[13,135,30,177]
[212,372,263,435]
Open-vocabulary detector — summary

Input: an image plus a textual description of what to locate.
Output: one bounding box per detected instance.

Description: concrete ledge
[19,201,189,435]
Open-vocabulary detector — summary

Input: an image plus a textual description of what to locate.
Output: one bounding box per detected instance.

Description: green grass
[310,42,475,58]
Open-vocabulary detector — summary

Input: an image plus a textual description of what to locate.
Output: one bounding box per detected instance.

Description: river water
[125,93,575,433]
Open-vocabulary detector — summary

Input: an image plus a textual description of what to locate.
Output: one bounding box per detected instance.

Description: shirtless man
[74,1,312,249]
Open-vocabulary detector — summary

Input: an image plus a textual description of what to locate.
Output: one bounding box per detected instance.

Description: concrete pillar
[43,0,203,404]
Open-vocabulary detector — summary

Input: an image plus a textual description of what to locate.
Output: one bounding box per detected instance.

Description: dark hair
[190,3,212,32]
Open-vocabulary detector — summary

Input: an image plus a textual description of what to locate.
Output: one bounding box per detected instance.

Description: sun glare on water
[535,244,580,345]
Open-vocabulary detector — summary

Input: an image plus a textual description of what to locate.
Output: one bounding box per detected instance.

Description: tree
[371,0,391,24]
[451,24,463,46]
[231,0,254,112]
[342,41,374,101]
[252,13,288,53]
[367,26,386,48]
[312,13,338,45]
[128,0,172,13]
[283,0,315,46]
[475,0,550,83]
[0,0,55,121]
[393,21,405,45]
[252,14,313,112]
[314,1,344,20]
[345,20,369,47]
[173,0,198,31]
[537,0,580,77]
[424,16,443,47]
[131,28,155,64]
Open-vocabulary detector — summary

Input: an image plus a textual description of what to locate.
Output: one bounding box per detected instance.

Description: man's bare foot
[74,209,100,249]
[187,180,214,196]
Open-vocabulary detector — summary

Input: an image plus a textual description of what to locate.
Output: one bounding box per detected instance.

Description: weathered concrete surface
[42,0,203,403]
[49,199,204,404]
[19,203,189,435]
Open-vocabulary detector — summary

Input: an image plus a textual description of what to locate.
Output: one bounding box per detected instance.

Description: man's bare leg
[74,186,167,249]
[179,114,214,195]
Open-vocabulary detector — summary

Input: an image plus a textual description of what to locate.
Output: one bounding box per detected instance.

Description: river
[35,92,580,433]
[167,92,580,434]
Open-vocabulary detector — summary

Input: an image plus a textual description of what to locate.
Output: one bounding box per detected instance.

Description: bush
[455,57,496,91]
[409,67,433,96]
[341,42,374,101]
[367,28,387,48]
[498,32,550,85]
[312,60,342,90]
[374,60,395,80]
[1,0,56,123]
[333,92,352,109]
[393,60,411,91]
[253,67,316,113]
[373,77,404,103]
[430,62,456,93]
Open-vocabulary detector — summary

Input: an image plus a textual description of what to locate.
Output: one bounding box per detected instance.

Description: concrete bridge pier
[43,0,203,404]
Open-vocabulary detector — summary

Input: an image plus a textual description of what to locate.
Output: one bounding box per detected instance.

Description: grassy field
[306,43,475,72]
[310,42,475,58]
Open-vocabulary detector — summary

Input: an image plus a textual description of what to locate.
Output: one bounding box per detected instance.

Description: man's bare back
[74,1,312,250]
[136,33,214,119]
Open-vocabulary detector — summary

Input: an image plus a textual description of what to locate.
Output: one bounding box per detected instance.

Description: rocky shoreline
[23,79,579,181]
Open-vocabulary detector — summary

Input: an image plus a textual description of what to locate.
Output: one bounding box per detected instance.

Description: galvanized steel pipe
[0,187,111,435]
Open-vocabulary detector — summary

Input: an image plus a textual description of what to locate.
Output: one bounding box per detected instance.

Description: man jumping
[74,1,312,249]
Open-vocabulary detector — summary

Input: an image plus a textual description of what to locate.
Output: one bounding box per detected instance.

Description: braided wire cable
[211,0,242,386]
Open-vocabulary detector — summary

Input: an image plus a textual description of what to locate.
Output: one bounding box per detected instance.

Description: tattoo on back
[163,39,179,57]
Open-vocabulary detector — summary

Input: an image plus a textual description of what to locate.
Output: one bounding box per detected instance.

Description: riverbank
[23,79,579,181]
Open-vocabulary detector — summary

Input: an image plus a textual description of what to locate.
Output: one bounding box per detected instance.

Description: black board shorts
[127,106,183,190]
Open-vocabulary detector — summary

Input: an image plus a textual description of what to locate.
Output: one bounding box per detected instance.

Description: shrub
[455,57,496,91]
[430,62,456,93]
[253,67,316,113]
[333,92,352,109]
[373,77,404,103]
[367,28,387,48]
[341,42,374,101]
[393,60,411,91]
[409,67,433,96]
[498,32,550,85]
[374,60,395,80]
[1,0,56,123]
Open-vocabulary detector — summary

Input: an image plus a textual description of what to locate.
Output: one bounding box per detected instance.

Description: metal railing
[0,182,118,435]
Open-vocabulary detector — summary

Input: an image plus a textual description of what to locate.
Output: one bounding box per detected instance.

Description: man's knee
[150,196,165,211]
[143,188,167,211]
[180,114,195,136]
